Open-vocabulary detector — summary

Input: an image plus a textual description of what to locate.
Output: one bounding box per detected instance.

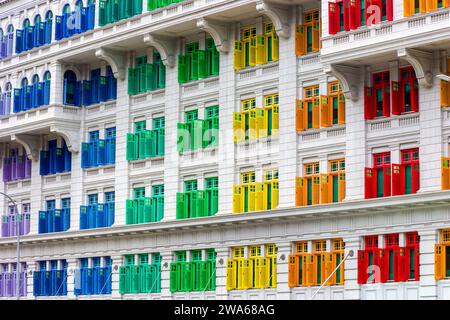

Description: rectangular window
[61,198,70,209]
[184,180,198,192]
[133,187,145,199]
[46,200,55,211]
[152,185,164,197]
[105,191,115,203]
[134,121,146,133]
[88,194,98,205]
[303,85,320,129]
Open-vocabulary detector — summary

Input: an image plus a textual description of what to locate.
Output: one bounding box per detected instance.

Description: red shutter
[383,165,391,197]
[365,0,372,26]
[329,2,338,35]
[382,81,391,117]
[353,0,361,29]
[391,81,401,115]
[358,250,368,284]
[365,167,375,199]
[411,79,419,112]
[377,249,388,283]
[412,160,420,194]
[386,0,393,21]
[397,247,407,282]
[343,0,351,31]
[413,245,420,281]
[392,164,403,196]
[364,86,374,120]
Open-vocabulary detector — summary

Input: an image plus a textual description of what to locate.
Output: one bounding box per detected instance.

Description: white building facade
[0,0,448,300]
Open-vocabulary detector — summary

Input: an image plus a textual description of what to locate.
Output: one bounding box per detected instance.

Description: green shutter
[126,133,137,161]
[126,199,137,224]
[144,130,156,158]
[178,55,188,84]
[170,263,179,292]
[198,50,207,79]
[176,193,186,219]
[177,123,188,153]
[190,51,199,81]
[193,120,204,150]
[128,68,137,95]
[137,198,146,224]
[210,47,220,76]
[133,0,143,15]
[196,191,206,217]
[144,197,152,223]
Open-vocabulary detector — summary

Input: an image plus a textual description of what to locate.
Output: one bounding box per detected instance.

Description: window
[134,120,146,133]
[365,152,391,199]
[105,191,115,203]
[152,185,164,197]
[234,23,278,70]
[304,86,320,129]
[327,81,345,125]
[177,108,218,152]
[359,232,419,284]
[392,67,419,114]
[329,0,393,35]
[295,10,320,56]
[177,177,218,219]
[184,180,198,192]
[289,238,344,287]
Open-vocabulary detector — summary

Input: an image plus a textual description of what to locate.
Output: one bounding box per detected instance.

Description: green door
[307,179,312,205]
[308,102,313,129]
[377,169,384,197]
[333,175,339,203]
[405,165,412,194]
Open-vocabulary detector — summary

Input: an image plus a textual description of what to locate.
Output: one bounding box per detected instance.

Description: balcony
[321,8,450,64]
[366,113,420,141]
[0,105,82,155]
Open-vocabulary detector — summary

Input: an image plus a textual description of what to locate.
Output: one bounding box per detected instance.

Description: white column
[163,42,181,221]
[66,258,77,299]
[113,57,131,226]
[26,260,36,300]
[344,70,365,201]
[160,250,172,299]
[278,17,298,209]
[276,243,291,299]
[29,146,42,235]
[215,247,229,299]
[343,236,361,300]
[418,79,442,193]
[111,255,122,300]
[418,229,438,299]
[49,61,62,105]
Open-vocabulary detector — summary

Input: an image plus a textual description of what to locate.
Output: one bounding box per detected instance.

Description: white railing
[367,113,420,133]
[299,126,346,142]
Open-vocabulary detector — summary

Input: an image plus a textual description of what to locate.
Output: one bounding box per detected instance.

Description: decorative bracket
[323,64,361,102]
[95,48,126,80]
[49,126,80,153]
[256,0,291,39]
[397,48,434,88]
[10,134,40,161]
[196,18,229,53]
[143,34,176,68]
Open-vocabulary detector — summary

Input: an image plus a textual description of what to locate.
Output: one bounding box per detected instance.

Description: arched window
[63,4,71,14]
[7,24,14,34]
[34,15,41,25]
[45,11,53,44]
[32,74,39,84]
[63,70,78,106]
[21,78,28,88]
[5,82,12,92]
[44,71,51,81]
[76,0,84,8]
[23,19,30,28]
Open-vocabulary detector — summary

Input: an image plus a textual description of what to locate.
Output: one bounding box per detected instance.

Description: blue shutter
[62,78,68,105]
[38,22,45,46]
[39,150,49,175]
[15,29,23,53]
[88,204,97,229]
[79,206,88,230]
[82,80,92,106]
[97,139,106,166]
[44,79,51,105]
[13,88,22,113]
[80,7,88,32]
[62,13,69,38]
[81,142,90,168]
[38,211,47,233]
[53,209,62,232]
[55,16,63,40]
[45,19,52,44]
[62,208,70,231]
[74,81,82,107]
[63,143,71,172]
[26,26,34,50]
[47,209,54,233]
[56,147,64,173]
[32,82,39,108]
[24,85,32,110]
[37,82,44,106]
[88,3,95,30]
[96,203,105,228]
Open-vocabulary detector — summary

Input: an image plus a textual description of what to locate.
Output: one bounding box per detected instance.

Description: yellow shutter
[241,259,250,289]
[232,185,242,214]
[324,253,334,285]
[312,23,320,52]
[272,32,279,61]
[233,112,244,143]
[435,244,445,280]
[271,180,279,210]
[320,95,330,127]
[313,97,320,129]
[338,172,346,202]
[338,94,345,124]
[444,0,449,7]
[272,105,279,136]
[248,183,256,212]
[267,256,277,288]
[226,260,236,290]
[288,255,298,287]
[441,80,449,108]
[249,37,256,67]
[295,24,306,56]
[256,35,265,65]
[249,110,257,141]
[320,174,330,204]
[256,109,267,139]
[403,0,414,16]
[233,41,244,70]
